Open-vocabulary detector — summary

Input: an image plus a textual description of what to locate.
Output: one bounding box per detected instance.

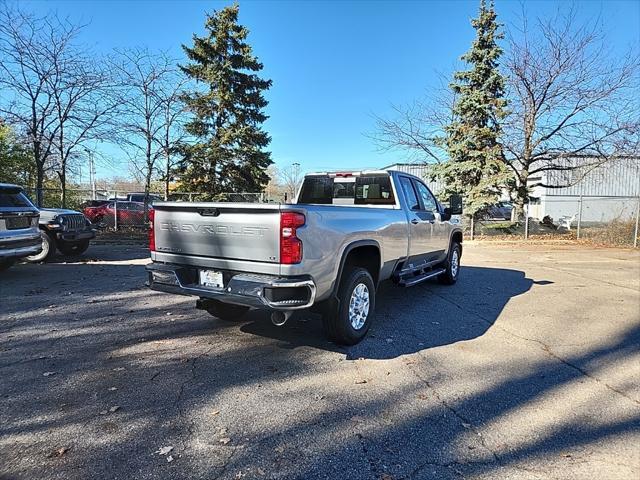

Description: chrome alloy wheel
[348,283,370,330]
[451,248,460,278]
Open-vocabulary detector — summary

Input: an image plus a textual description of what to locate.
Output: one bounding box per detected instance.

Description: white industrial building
[526,156,640,224]
[385,156,640,225]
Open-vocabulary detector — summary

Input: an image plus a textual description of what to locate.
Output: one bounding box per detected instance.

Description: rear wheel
[57,239,90,256]
[203,300,249,322]
[323,267,376,345]
[438,242,461,285]
[24,231,56,263]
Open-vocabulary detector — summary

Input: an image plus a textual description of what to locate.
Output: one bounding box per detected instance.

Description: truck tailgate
[153,203,281,263]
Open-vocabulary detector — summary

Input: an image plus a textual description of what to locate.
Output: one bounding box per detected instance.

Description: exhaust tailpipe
[271,310,293,327]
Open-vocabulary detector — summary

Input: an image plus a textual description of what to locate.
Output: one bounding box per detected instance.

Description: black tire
[0,259,15,272]
[57,239,90,256]
[204,300,249,322]
[24,231,56,263]
[323,267,376,345]
[438,242,461,285]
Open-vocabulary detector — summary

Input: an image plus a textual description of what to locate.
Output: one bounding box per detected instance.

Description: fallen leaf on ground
[43,371,56,377]
[108,387,117,391]
[156,446,173,455]
[417,394,429,400]
[167,455,174,462]
[355,379,367,384]
[112,367,125,371]
[257,468,266,475]
[109,405,120,413]
[274,445,285,453]
[462,422,472,429]
[211,409,220,416]
[99,410,108,415]
[47,447,69,457]
[219,437,231,445]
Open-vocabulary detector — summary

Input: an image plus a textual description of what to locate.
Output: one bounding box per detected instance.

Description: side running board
[396,267,446,287]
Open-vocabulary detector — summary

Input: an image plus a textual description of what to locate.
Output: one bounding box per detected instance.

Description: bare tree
[0,6,67,205]
[279,162,303,201]
[49,53,115,207]
[371,92,455,165]
[0,4,114,207]
[110,49,182,217]
[502,6,639,218]
[154,77,187,200]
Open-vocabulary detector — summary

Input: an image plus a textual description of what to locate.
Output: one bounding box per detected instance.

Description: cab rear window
[298,175,395,205]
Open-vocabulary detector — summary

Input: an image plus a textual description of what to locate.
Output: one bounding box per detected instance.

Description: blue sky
[24,0,640,179]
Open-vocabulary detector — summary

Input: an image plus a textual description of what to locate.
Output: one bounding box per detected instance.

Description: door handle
[411,219,419,225]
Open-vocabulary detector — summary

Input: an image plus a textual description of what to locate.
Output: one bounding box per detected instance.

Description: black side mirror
[448,194,463,215]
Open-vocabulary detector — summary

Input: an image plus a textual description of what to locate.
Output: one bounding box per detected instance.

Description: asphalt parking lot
[1,243,639,480]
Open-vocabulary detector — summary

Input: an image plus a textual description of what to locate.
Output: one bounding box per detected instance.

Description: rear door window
[399,177,420,211]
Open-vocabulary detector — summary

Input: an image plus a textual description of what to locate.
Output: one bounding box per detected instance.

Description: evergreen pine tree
[178,4,272,198]
[432,0,509,218]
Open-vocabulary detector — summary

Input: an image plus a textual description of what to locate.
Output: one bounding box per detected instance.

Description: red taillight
[148,209,156,252]
[280,212,305,264]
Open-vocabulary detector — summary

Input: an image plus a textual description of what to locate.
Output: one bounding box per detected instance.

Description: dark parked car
[0,184,42,271]
[125,193,162,204]
[481,201,513,220]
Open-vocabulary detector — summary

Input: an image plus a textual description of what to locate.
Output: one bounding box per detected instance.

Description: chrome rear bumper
[146,262,316,310]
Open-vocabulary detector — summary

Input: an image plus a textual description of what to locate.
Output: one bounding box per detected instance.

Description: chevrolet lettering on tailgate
[160,222,269,237]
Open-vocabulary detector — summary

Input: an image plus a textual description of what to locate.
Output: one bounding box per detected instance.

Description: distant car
[83,201,152,226]
[0,183,42,271]
[482,202,513,220]
[25,207,96,262]
[125,192,162,204]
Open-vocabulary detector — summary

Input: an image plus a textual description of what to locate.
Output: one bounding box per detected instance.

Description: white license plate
[199,269,224,288]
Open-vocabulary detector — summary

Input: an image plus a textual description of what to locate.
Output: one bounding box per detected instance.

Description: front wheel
[24,231,56,263]
[323,267,376,345]
[438,242,461,285]
[57,239,90,256]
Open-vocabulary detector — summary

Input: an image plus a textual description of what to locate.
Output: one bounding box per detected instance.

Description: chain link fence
[466,196,640,247]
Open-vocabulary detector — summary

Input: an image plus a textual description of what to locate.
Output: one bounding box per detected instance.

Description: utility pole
[292,162,300,199]
[89,150,96,200]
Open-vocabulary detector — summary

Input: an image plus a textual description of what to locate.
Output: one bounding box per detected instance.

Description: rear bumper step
[146,263,316,310]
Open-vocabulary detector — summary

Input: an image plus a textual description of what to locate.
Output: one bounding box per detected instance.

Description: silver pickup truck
[147,170,463,344]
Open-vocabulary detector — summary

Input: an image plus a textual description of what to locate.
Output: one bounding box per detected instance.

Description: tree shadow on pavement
[4,251,638,480]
